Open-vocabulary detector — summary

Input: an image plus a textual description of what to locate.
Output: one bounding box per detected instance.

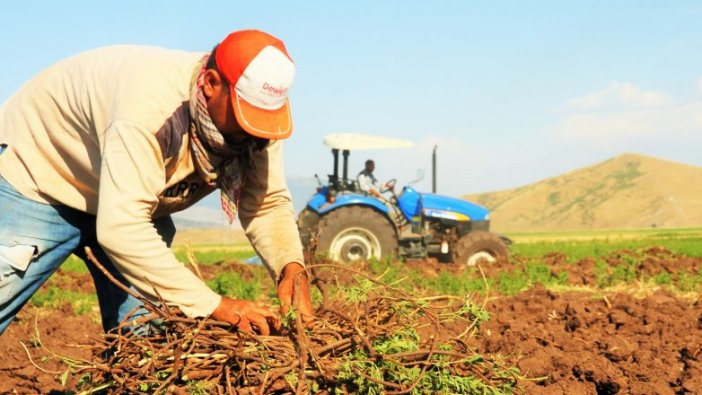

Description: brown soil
[2,250,702,394]
[471,286,702,394]
[0,305,101,394]
[197,259,261,281]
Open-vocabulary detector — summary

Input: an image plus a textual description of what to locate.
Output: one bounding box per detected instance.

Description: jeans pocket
[0,244,37,305]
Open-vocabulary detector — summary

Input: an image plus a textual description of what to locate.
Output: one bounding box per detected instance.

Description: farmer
[0,30,313,335]
[357,159,383,198]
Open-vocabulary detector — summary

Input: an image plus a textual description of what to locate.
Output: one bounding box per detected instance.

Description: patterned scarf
[189,56,259,223]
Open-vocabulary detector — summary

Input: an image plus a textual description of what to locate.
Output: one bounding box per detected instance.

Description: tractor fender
[315,194,390,217]
[305,192,328,212]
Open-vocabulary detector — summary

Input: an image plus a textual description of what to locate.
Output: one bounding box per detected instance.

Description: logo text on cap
[262,82,288,97]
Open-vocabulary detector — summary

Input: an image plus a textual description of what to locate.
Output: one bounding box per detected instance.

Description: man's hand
[211,297,280,335]
[277,263,315,323]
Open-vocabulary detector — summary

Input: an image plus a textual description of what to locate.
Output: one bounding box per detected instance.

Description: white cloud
[567,81,672,110]
[557,101,702,144]
[697,77,702,95]
[556,80,702,145]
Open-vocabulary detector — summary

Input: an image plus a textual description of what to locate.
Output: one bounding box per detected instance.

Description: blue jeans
[0,144,175,333]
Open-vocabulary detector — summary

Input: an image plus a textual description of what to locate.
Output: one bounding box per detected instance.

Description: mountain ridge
[463,153,702,232]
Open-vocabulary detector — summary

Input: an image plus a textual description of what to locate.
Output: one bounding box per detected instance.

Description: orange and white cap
[216,30,295,140]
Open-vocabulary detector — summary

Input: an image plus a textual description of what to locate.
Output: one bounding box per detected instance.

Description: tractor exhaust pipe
[342,149,350,183]
[332,149,339,187]
[432,145,437,193]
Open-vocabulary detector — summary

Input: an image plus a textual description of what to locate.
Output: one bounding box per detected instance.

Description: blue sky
[1,1,701,205]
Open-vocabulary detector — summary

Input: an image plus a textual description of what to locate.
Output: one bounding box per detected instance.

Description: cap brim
[232,94,293,140]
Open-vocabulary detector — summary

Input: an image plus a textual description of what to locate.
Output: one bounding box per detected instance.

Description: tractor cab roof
[323,133,413,150]
[322,134,413,194]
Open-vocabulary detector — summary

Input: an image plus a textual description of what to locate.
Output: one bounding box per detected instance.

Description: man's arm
[97,122,281,333]
[96,121,222,317]
[238,140,304,278]
[238,140,314,321]
[358,173,382,198]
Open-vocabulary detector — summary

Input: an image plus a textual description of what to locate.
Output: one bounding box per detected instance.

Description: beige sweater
[0,45,304,317]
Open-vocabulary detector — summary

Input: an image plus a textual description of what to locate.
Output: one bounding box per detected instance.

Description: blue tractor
[297,133,510,264]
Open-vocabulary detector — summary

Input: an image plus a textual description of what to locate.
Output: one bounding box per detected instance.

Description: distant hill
[172,216,225,229]
[287,176,319,214]
[463,153,702,232]
[171,193,231,229]
[171,176,318,229]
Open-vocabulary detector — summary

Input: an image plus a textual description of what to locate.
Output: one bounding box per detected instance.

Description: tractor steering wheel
[381,178,397,193]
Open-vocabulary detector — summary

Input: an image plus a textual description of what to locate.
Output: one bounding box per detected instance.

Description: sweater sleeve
[238,140,305,281]
[96,121,221,317]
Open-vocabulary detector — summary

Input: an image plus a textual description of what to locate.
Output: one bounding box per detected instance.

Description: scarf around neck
[188,56,262,224]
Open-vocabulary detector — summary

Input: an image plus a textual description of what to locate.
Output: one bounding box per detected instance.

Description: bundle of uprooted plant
[68,247,519,394]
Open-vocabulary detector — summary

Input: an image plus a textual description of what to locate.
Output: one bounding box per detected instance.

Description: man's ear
[202,69,223,98]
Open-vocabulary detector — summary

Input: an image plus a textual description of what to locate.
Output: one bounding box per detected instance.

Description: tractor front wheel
[452,231,509,266]
[317,206,397,264]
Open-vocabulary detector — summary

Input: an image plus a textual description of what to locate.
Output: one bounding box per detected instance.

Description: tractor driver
[357,159,384,198]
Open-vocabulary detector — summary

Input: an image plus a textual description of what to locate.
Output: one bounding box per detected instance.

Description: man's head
[202,30,295,144]
[365,159,375,173]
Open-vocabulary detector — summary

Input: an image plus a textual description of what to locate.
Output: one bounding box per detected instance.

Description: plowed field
[1,248,701,394]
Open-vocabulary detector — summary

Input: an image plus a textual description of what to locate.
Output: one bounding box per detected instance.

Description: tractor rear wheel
[297,208,320,249]
[452,231,509,266]
[317,206,397,264]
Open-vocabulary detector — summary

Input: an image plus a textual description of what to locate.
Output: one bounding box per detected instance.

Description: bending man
[0,30,313,335]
